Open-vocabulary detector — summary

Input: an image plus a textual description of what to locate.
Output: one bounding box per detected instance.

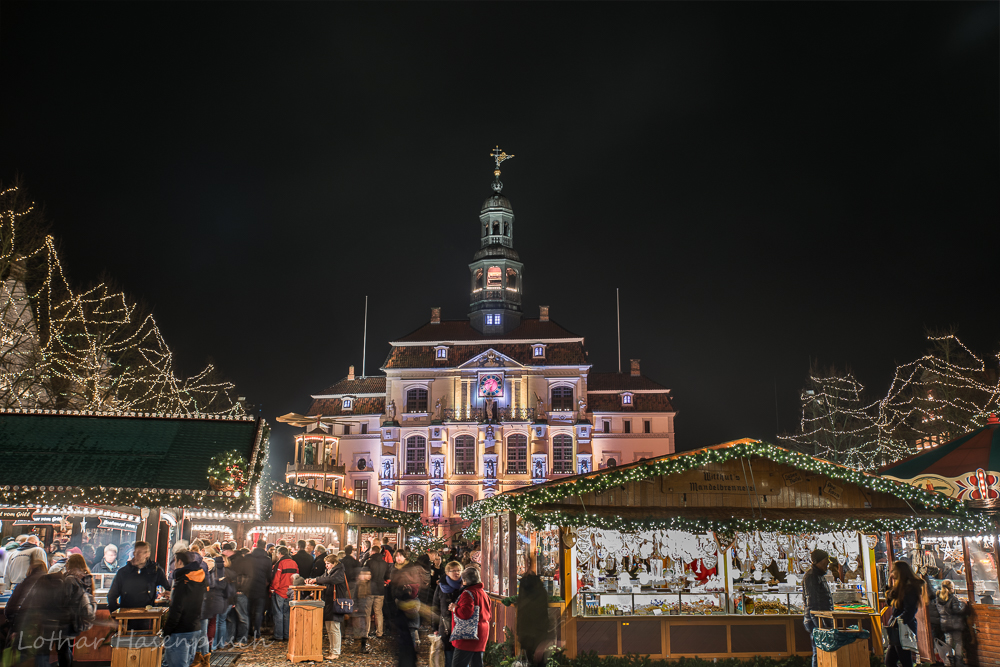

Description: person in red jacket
[269,546,298,642]
[449,567,492,667]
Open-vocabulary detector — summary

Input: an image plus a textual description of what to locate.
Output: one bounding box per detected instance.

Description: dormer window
[485,314,502,326]
[342,397,354,410]
[532,344,545,358]
[435,346,448,360]
[621,393,633,406]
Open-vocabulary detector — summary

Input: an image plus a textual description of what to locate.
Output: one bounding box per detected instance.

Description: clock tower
[469,147,523,334]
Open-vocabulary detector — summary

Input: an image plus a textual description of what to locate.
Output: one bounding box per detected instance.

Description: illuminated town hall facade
[282,150,676,536]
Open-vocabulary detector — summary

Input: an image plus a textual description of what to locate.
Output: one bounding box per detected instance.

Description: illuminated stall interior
[880,415,1000,664]
[468,439,983,659]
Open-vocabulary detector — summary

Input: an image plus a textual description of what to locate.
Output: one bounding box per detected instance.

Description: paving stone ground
[229,625,434,667]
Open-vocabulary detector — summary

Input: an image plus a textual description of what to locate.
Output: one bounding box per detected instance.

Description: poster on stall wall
[197,532,215,542]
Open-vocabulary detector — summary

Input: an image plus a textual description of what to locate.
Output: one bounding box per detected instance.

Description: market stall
[0,408,269,663]
[881,414,1000,665]
[465,438,984,659]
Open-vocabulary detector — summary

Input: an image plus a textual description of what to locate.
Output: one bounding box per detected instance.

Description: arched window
[405,435,426,475]
[506,434,527,474]
[454,435,476,474]
[455,494,474,512]
[553,434,573,474]
[551,386,574,411]
[607,458,617,468]
[506,268,517,291]
[474,268,483,289]
[487,266,502,288]
[406,388,428,413]
[406,494,424,514]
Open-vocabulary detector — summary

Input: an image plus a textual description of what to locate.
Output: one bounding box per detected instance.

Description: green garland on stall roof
[459,439,981,533]
[259,478,426,532]
[512,507,994,535]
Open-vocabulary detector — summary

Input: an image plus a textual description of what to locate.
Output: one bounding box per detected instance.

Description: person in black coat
[342,545,362,584]
[885,561,927,667]
[431,561,465,667]
[307,555,349,660]
[291,540,314,579]
[308,546,329,578]
[106,542,170,614]
[366,544,389,638]
[163,552,207,667]
[517,569,552,667]
[246,540,273,640]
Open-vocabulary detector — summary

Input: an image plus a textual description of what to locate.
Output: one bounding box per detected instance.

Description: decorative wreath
[207,450,250,491]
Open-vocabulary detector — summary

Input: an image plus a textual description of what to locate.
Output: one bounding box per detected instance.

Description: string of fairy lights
[459,439,990,537]
[779,334,1000,471]
[0,185,244,415]
[260,479,427,533]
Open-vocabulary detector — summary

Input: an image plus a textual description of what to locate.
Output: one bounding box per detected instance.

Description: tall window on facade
[506,268,518,290]
[551,386,574,411]
[406,388,428,413]
[487,266,502,288]
[405,435,426,474]
[623,420,631,434]
[343,424,351,435]
[455,494,474,512]
[406,494,424,514]
[643,420,651,434]
[361,423,368,435]
[454,435,476,474]
[354,479,368,503]
[474,269,484,290]
[553,434,573,474]
[603,420,610,434]
[506,434,527,474]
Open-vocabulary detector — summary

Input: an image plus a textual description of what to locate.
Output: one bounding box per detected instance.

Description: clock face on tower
[478,372,504,398]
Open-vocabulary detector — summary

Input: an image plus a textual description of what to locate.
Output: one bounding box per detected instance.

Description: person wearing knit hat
[802,548,833,667]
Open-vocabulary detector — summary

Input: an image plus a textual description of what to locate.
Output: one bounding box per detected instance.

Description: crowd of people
[802,548,971,667]
[0,533,133,588]
[0,532,508,667]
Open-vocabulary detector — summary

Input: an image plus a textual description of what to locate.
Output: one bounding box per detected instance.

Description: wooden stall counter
[566,614,814,659]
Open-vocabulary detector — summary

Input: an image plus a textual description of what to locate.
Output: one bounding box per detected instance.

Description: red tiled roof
[315,376,387,396]
[307,397,386,417]
[587,393,675,413]
[383,342,586,369]
[392,318,581,343]
[588,373,668,392]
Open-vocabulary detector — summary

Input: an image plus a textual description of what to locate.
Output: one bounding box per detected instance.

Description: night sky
[2,3,998,472]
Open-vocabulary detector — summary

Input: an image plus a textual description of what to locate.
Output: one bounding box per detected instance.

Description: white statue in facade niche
[381,496,390,508]
[578,398,587,419]
[433,459,442,478]
[386,400,396,421]
[382,460,392,479]
[485,459,496,478]
[533,459,544,478]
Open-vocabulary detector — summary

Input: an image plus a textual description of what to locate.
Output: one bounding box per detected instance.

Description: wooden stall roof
[463,438,988,534]
[262,480,423,531]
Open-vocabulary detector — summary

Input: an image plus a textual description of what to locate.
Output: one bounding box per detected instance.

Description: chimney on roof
[539,305,549,322]
[430,307,441,324]
[348,365,355,381]
[630,359,641,377]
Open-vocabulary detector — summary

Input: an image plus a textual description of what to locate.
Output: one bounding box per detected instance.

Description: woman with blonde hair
[936,579,968,667]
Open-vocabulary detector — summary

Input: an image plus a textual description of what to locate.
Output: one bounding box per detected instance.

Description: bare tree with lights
[877,330,1000,453]
[779,363,881,466]
[783,333,1000,470]
[0,181,243,414]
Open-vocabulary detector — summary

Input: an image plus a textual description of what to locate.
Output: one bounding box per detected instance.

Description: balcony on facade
[442,407,535,423]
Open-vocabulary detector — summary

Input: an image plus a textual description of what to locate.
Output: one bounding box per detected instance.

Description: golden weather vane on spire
[490,145,514,193]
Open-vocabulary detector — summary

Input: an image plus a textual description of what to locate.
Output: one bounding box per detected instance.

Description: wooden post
[963,537,976,601]
[886,531,895,564]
